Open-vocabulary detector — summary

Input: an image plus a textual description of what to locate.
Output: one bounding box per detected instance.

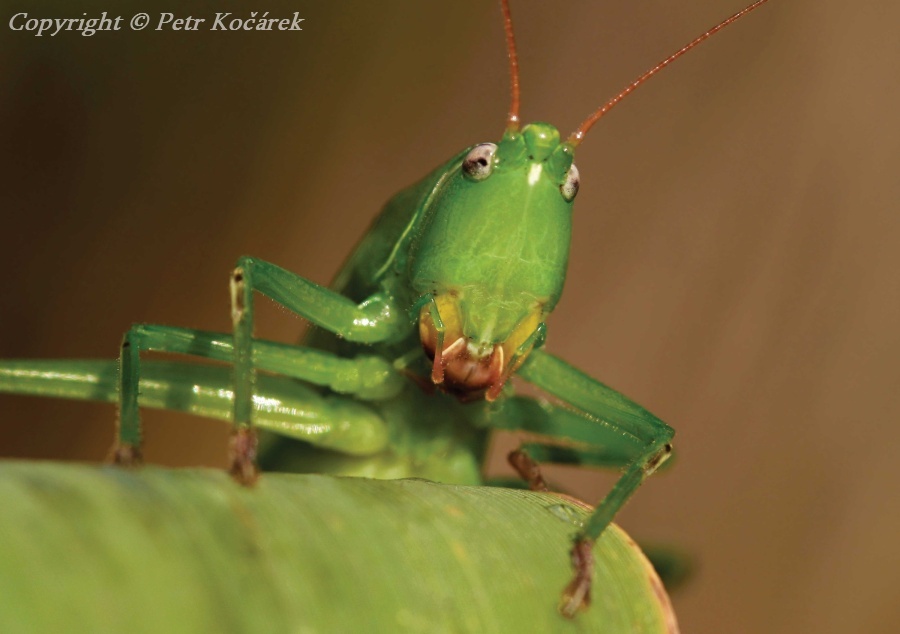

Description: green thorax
[408,122,577,343]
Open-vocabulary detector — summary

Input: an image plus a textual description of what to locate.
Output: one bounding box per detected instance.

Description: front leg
[517,350,674,618]
[230,257,406,484]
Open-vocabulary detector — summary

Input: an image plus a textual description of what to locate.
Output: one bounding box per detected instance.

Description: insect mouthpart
[419,327,507,402]
[418,294,543,402]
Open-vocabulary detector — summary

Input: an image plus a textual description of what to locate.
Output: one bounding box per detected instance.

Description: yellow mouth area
[418,294,542,401]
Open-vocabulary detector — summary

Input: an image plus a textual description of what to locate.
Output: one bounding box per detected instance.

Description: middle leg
[114,323,402,482]
[229,257,408,482]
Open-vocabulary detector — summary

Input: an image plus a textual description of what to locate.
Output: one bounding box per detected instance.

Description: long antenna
[568,0,771,146]
[501,0,521,131]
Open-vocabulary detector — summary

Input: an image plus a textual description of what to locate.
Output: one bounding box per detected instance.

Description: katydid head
[411,122,578,400]
[411,0,771,403]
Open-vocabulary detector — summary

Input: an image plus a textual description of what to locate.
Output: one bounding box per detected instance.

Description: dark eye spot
[462,143,497,181]
[560,164,580,202]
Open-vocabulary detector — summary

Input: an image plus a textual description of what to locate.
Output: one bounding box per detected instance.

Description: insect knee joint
[230,267,248,323]
[643,442,674,476]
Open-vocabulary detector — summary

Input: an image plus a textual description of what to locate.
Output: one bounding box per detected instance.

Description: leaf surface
[0,462,677,633]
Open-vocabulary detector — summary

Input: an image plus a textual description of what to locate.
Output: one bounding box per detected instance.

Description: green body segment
[0,359,390,456]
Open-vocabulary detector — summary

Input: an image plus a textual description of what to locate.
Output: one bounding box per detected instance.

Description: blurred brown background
[1,1,898,631]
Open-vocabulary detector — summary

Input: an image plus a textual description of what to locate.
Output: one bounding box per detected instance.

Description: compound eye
[560,163,579,202]
[461,143,497,181]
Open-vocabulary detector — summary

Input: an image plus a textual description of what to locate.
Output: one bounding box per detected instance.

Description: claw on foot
[559,537,594,618]
[228,427,259,486]
[110,443,143,467]
[508,448,550,492]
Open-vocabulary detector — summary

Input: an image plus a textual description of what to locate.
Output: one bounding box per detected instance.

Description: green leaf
[0,462,677,633]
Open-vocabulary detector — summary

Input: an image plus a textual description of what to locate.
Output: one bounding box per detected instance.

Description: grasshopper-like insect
[0,0,771,616]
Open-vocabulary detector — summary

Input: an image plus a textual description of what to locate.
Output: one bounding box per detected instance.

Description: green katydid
[0,0,771,617]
